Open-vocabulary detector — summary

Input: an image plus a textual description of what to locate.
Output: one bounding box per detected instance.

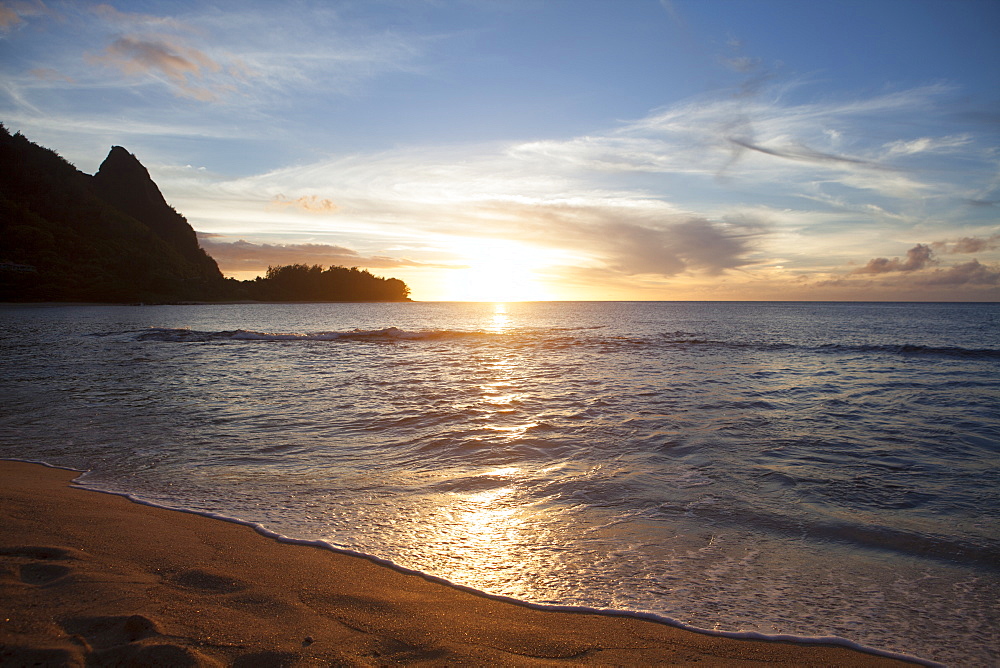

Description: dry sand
[1,460,917,666]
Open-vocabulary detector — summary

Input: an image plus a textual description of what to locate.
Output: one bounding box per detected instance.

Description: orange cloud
[269,195,339,214]
[0,0,50,30]
[87,35,228,101]
[0,5,21,28]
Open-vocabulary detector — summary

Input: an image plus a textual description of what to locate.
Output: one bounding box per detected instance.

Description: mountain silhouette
[91,146,221,281]
[0,126,410,303]
[0,125,225,302]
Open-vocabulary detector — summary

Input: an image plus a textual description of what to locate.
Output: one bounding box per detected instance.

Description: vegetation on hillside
[238,264,410,302]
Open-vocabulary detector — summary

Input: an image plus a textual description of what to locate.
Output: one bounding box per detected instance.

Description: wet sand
[1,460,917,666]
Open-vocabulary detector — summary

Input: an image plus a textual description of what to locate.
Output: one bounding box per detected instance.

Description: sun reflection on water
[489,303,510,333]
[416,307,554,592]
[430,469,537,593]
[476,318,538,438]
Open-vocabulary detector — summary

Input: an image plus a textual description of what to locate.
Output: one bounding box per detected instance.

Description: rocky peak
[90,146,220,281]
[92,146,171,217]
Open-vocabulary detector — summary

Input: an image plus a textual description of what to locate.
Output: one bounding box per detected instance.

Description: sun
[445,239,554,301]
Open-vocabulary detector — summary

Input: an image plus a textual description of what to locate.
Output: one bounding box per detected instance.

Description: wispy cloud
[89,3,192,32]
[87,36,232,101]
[0,5,21,29]
[726,136,883,169]
[512,83,970,195]
[4,2,425,110]
[882,135,972,157]
[0,0,49,31]
[0,2,432,176]
[77,3,260,102]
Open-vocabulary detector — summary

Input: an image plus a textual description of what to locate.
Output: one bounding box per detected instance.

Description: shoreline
[0,460,923,666]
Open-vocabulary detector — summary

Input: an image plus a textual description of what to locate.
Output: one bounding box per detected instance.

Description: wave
[131,327,498,343]
[820,342,1000,359]
[657,333,1000,360]
[678,501,1000,570]
[120,327,1000,360]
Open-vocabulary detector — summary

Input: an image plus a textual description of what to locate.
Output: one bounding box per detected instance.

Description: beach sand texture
[1,461,915,666]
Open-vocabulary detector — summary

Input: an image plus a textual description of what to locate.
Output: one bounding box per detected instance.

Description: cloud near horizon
[933,235,1000,254]
[479,201,764,279]
[854,244,935,274]
[922,260,1000,287]
[843,241,1000,290]
[197,235,445,277]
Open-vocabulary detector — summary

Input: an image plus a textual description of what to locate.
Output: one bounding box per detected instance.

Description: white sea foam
[12,460,936,668]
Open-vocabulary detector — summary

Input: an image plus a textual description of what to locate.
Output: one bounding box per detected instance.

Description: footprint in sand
[61,613,159,647]
[60,614,218,667]
[171,567,248,594]
[0,545,78,586]
[18,561,71,585]
[0,545,77,560]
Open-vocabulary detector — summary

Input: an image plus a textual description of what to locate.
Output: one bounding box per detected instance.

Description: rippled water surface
[2,301,998,665]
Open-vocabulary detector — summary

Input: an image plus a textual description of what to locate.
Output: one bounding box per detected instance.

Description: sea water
[1,301,997,666]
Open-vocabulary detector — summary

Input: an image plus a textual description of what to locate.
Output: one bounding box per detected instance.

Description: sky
[2,0,999,301]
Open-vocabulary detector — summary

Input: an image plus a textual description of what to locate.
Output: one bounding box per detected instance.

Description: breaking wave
[131,326,498,343]
[125,326,1000,360]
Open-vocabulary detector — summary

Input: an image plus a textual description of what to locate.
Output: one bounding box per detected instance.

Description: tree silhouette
[246,264,410,302]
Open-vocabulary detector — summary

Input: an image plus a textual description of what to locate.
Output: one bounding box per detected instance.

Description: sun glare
[445,239,553,301]
[489,304,510,332]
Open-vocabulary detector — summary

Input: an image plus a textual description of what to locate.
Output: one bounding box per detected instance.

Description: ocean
[1,301,997,666]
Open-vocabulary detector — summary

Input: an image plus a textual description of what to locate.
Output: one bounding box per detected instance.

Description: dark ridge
[0,125,227,302]
[90,146,219,281]
[0,126,409,303]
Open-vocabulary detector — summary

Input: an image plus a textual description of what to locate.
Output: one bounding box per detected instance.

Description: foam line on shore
[0,457,933,667]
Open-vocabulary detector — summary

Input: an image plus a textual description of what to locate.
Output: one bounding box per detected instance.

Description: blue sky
[2,0,998,300]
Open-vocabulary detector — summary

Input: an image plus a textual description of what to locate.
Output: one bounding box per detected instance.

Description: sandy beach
[1,460,917,666]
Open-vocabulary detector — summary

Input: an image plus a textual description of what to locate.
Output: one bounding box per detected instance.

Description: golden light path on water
[437,473,525,589]
[489,303,510,332]
[407,303,557,595]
